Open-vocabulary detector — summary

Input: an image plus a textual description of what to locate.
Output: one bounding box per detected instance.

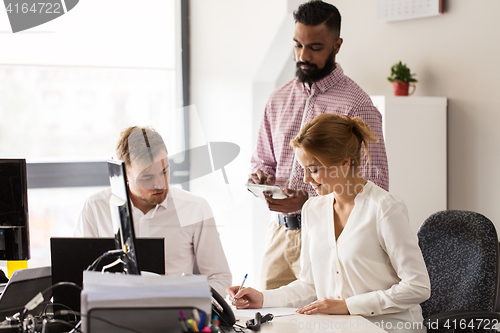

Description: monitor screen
[50,237,165,314]
[0,158,30,260]
[0,266,51,319]
[107,160,140,275]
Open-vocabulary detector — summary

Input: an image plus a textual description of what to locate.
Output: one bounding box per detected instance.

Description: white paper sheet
[234,307,299,319]
[82,271,211,302]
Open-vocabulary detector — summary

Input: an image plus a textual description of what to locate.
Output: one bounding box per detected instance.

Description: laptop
[50,237,165,315]
[0,266,52,320]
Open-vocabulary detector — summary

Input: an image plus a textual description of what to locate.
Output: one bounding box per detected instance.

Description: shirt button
[337,296,341,299]
[336,271,339,274]
[371,312,375,315]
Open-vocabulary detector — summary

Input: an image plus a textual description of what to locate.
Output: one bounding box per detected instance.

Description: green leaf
[387,61,418,83]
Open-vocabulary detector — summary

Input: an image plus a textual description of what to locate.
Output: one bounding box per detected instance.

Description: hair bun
[290,113,378,168]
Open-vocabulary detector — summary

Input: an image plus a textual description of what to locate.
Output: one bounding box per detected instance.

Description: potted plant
[387,61,417,96]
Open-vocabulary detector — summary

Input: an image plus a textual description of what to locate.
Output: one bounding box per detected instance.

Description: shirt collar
[159,189,171,209]
[130,189,170,217]
[297,63,344,94]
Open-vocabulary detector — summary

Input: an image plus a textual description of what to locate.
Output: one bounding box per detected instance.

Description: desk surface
[235,310,387,333]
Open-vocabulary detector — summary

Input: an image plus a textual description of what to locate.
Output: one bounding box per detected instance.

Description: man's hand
[248,169,275,185]
[226,286,264,309]
[264,189,308,214]
[296,298,350,315]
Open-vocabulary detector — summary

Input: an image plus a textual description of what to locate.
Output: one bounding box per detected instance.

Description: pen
[187,319,199,332]
[233,273,248,305]
[199,311,206,330]
[178,317,188,332]
[214,315,220,331]
[192,308,200,325]
[179,310,187,322]
[179,310,188,332]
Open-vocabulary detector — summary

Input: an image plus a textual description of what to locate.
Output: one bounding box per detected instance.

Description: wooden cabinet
[371,96,447,232]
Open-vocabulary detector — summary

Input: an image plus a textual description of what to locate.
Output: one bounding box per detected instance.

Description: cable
[22,281,82,314]
[87,249,124,271]
[40,303,52,318]
[19,272,146,333]
[53,306,78,322]
[42,319,75,329]
[41,281,82,297]
[68,320,81,333]
[19,310,142,333]
[100,257,125,273]
[40,318,47,333]
[235,312,274,331]
[20,281,83,330]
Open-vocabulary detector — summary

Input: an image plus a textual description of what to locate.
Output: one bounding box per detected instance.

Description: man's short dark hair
[293,0,341,37]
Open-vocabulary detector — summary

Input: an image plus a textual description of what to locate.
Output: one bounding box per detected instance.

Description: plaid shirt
[250,64,389,197]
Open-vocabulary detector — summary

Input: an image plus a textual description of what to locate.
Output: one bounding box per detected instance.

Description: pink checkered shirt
[250,64,389,197]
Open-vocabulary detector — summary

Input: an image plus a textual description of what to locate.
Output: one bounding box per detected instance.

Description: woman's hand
[296,298,350,315]
[226,286,264,309]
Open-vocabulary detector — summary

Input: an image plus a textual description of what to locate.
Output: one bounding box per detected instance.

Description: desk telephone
[211,288,274,331]
[211,287,236,327]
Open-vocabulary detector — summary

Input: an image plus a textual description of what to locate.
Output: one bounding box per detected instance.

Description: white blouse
[262,181,430,326]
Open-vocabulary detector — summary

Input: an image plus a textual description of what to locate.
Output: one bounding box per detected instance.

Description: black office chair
[417,210,500,333]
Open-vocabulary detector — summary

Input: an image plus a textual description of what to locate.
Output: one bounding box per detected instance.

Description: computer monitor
[50,237,165,314]
[0,266,51,319]
[107,160,140,275]
[0,158,30,260]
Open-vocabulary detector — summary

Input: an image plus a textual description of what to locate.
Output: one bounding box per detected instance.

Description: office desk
[235,311,388,332]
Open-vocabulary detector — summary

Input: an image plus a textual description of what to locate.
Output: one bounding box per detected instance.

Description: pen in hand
[233,273,248,305]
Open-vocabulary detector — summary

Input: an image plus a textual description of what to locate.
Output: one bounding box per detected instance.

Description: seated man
[74,126,232,295]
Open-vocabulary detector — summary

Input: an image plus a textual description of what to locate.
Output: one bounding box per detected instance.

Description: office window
[0,0,187,267]
[0,66,182,161]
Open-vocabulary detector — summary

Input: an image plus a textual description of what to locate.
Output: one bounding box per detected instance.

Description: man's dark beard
[296,50,336,83]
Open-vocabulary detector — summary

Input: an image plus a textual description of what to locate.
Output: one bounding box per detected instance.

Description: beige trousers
[260,219,302,290]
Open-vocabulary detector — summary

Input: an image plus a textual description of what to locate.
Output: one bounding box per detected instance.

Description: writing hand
[226,286,264,309]
[296,297,350,315]
[264,189,308,214]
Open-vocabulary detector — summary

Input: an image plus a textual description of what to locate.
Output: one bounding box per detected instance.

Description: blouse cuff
[262,289,286,308]
[345,291,382,317]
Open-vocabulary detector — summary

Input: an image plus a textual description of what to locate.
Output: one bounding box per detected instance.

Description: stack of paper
[81,272,211,333]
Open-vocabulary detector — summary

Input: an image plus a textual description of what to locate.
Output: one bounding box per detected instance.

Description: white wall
[332,0,500,231]
[189,0,288,287]
[190,0,500,287]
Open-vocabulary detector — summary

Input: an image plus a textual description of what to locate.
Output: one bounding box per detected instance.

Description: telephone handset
[211,287,236,327]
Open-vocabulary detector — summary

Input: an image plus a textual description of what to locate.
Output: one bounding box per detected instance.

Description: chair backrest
[418,210,499,319]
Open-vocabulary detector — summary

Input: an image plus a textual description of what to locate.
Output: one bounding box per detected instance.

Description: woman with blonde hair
[229,114,430,332]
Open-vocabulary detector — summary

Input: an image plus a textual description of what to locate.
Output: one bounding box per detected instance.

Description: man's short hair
[293,0,341,38]
[116,126,168,168]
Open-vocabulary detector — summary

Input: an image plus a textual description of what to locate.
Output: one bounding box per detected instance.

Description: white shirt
[262,181,430,328]
[73,186,232,296]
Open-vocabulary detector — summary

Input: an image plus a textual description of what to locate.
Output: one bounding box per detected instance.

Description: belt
[278,214,301,230]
